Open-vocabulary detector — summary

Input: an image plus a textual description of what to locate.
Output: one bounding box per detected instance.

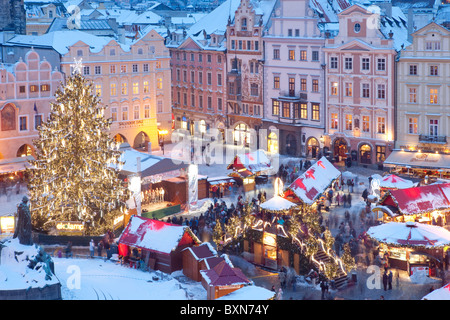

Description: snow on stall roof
[423,283,450,300]
[367,222,450,248]
[287,157,341,205]
[386,183,450,215]
[119,216,193,254]
[217,285,275,300]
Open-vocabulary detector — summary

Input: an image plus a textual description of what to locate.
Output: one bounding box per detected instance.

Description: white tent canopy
[379,174,416,189]
[422,283,450,300]
[260,196,297,212]
[367,222,450,248]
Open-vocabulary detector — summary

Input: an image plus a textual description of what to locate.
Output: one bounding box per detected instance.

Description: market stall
[227,150,273,193]
[372,183,450,225]
[367,221,450,275]
[118,216,201,273]
[422,282,450,300]
[377,174,416,197]
[284,157,341,207]
[207,176,236,198]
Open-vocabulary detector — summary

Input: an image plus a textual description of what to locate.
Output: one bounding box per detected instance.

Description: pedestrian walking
[320,280,329,300]
[89,239,95,258]
[388,270,393,290]
[65,241,73,258]
[382,271,388,291]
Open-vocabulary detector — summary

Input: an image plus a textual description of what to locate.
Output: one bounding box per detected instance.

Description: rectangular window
[40,84,50,92]
[191,94,195,108]
[231,40,235,50]
[282,102,290,118]
[110,65,116,74]
[345,114,352,130]
[429,88,438,104]
[122,107,128,121]
[34,114,43,130]
[362,116,370,132]
[272,100,280,116]
[360,58,369,71]
[120,65,126,73]
[345,57,352,70]
[377,84,386,99]
[183,70,187,82]
[183,93,187,106]
[132,64,138,73]
[144,105,150,118]
[143,81,149,94]
[83,66,90,75]
[255,41,259,51]
[408,118,418,134]
[207,73,212,85]
[95,84,102,96]
[409,65,417,75]
[288,29,293,37]
[121,82,127,95]
[300,103,307,119]
[19,85,26,93]
[331,82,338,95]
[312,51,319,61]
[300,50,307,61]
[111,108,117,122]
[157,78,163,89]
[110,83,117,96]
[132,82,139,95]
[312,79,319,92]
[376,145,386,163]
[218,98,222,110]
[430,65,439,76]
[377,58,386,71]
[207,96,212,109]
[157,101,163,113]
[274,76,280,89]
[199,95,203,109]
[409,87,417,103]
[312,103,320,121]
[288,49,295,61]
[330,57,338,69]
[301,78,307,91]
[198,72,203,84]
[345,82,352,97]
[429,119,439,136]
[250,84,258,96]
[217,74,222,86]
[134,105,140,120]
[143,64,149,72]
[362,83,370,98]
[295,29,300,37]
[331,113,338,129]
[273,48,280,60]
[95,65,101,75]
[289,78,295,96]
[377,117,386,134]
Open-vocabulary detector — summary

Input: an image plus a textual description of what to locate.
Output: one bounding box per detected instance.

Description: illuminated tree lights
[27,72,129,235]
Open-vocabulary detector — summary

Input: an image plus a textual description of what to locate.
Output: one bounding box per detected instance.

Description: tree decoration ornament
[27,71,129,235]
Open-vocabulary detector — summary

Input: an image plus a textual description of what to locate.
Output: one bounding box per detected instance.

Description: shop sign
[411,266,429,276]
[55,221,84,235]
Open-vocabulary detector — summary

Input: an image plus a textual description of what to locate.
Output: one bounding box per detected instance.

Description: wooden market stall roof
[200,260,251,287]
[378,183,450,216]
[284,157,341,205]
[118,215,200,254]
[227,149,273,174]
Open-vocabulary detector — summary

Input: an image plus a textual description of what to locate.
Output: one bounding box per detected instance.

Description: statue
[13,196,33,246]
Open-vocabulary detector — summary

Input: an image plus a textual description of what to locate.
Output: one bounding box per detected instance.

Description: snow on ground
[54,258,207,300]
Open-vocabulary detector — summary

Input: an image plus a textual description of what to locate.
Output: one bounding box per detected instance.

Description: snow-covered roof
[119,216,200,254]
[200,260,251,286]
[423,282,450,300]
[217,285,275,300]
[379,174,416,189]
[380,183,450,216]
[227,149,273,174]
[260,196,297,212]
[6,30,128,55]
[286,157,341,205]
[115,149,162,175]
[367,221,450,248]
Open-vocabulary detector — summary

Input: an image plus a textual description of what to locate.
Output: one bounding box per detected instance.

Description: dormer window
[241,18,247,31]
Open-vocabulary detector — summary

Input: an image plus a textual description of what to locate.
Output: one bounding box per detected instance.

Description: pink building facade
[323,4,396,166]
[0,49,63,160]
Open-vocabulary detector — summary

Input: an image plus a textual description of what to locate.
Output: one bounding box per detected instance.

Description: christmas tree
[27,60,129,235]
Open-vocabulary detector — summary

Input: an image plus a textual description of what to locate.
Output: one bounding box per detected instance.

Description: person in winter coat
[382,271,388,291]
[388,270,393,290]
[89,239,95,258]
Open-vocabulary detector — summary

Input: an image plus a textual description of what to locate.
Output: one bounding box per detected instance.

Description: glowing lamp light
[274,177,284,197]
